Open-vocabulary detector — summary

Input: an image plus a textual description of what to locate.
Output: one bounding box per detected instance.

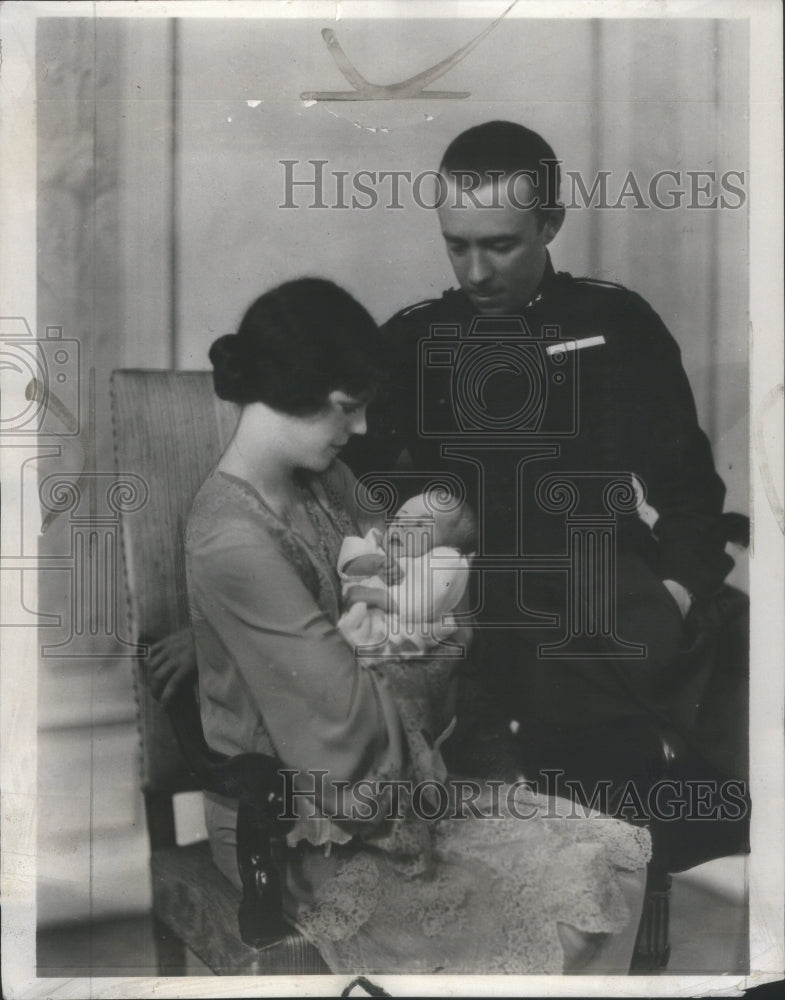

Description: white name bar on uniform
[546,335,606,356]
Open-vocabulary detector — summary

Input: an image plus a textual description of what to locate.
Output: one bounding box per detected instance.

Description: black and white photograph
[0,1,782,995]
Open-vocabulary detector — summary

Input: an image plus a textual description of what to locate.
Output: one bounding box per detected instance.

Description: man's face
[437,176,562,315]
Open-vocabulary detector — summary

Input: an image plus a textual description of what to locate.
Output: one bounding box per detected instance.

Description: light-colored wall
[36,13,748,926]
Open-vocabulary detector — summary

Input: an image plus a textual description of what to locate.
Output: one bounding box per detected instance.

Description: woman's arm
[188,519,409,816]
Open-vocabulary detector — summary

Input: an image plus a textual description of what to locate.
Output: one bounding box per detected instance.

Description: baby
[337,491,476,655]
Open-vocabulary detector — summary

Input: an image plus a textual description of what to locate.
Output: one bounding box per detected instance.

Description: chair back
[111,370,238,792]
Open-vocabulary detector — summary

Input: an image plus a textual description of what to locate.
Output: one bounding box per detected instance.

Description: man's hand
[147,627,197,706]
[662,579,693,619]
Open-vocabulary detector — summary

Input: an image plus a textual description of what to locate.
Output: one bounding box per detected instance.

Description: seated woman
[184,276,651,975]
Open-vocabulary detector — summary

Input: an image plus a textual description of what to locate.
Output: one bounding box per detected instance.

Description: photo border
[1,1,782,996]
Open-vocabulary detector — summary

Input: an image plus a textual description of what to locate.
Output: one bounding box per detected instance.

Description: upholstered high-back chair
[111,370,327,974]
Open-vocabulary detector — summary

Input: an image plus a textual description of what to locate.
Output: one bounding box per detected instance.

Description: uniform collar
[450,252,560,316]
[523,253,558,309]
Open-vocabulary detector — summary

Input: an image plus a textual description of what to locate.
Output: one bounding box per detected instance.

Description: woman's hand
[147,627,197,706]
[337,602,377,651]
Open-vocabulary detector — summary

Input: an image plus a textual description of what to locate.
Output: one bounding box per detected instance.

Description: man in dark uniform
[343,121,748,858]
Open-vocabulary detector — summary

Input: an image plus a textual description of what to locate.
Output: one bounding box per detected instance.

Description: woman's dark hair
[209,278,384,413]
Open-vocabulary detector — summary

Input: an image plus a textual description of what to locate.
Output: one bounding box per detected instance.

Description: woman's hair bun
[209,333,253,403]
[209,278,383,414]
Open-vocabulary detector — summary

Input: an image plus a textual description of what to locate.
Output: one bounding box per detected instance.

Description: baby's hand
[343,551,388,578]
[344,583,394,611]
[384,555,404,585]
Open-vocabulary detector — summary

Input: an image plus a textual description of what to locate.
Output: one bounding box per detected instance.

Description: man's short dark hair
[439,120,561,216]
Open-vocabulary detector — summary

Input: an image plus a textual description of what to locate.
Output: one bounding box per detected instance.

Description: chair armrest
[236,795,292,948]
[161,677,294,948]
[164,680,285,799]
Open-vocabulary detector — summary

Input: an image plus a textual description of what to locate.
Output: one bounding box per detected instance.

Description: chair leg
[152,914,189,975]
[629,863,672,974]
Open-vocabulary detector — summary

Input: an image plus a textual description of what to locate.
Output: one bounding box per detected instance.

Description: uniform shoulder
[569,274,629,292]
[557,272,678,357]
[391,296,443,321]
[382,289,464,334]
[556,271,659,317]
[558,272,637,301]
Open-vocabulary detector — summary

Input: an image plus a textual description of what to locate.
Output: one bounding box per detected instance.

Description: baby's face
[383,496,461,559]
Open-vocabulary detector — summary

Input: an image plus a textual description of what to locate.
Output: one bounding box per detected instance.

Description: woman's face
[286,390,369,472]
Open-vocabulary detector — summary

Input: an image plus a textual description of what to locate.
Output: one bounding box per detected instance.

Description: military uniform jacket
[345,257,732,604]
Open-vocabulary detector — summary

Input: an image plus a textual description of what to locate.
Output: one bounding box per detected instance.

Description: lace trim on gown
[294,785,651,974]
